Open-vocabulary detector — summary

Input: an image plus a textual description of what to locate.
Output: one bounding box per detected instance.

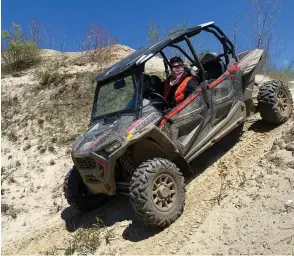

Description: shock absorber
[119,151,136,180]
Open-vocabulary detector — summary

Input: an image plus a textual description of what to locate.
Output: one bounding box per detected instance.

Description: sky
[2,0,294,67]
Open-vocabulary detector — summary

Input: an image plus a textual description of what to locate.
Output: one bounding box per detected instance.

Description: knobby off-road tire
[129,158,186,228]
[257,80,293,124]
[63,167,108,211]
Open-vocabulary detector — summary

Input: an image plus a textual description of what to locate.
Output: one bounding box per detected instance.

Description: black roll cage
[159,23,238,83]
[90,23,238,124]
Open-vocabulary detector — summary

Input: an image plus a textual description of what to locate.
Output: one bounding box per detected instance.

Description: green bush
[34,64,65,87]
[2,22,41,72]
[35,65,55,86]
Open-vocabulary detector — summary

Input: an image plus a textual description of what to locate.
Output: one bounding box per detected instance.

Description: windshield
[94,74,135,117]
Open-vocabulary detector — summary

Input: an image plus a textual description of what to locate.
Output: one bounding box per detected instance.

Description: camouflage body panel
[158,50,262,162]
[71,107,163,195]
[238,49,264,75]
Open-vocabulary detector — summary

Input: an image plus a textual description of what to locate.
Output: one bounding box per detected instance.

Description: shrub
[64,218,112,255]
[48,145,55,153]
[1,167,15,185]
[7,132,17,142]
[23,144,31,151]
[80,24,118,66]
[40,148,46,154]
[40,218,113,255]
[35,65,55,86]
[1,203,19,219]
[34,64,65,87]
[2,22,41,72]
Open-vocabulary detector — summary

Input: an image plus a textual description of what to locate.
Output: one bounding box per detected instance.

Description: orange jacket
[163,76,195,105]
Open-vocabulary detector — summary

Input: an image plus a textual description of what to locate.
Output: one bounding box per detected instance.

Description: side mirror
[114,79,126,89]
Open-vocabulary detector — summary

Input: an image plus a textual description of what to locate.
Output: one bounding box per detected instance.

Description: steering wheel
[143,91,169,111]
[187,63,199,76]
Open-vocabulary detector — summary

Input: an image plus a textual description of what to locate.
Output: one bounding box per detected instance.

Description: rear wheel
[129,158,186,228]
[257,80,293,124]
[63,167,108,211]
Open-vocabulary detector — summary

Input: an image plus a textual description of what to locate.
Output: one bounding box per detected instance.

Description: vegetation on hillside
[1,21,118,74]
[268,59,294,82]
[80,24,118,65]
[1,22,41,72]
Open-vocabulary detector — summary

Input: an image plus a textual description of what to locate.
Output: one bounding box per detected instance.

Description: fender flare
[110,125,191,178]
[240,49,264,75]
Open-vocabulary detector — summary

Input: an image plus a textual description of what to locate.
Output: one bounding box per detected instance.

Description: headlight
[104,141,121,153]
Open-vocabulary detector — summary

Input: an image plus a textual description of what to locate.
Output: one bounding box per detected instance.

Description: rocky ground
[1,46,293,255]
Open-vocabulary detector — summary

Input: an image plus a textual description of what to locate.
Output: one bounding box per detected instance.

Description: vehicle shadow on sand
[247,119,279,133]
[61,119,278,242]
[61,196,162,241]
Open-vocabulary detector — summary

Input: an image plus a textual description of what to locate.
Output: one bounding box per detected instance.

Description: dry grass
[1,166,16,185]
[7,132,18,142]
[48,145,55,153]
[1,203,20,219]
[268,71,293,83]
[23,144,31,151]
[34,65,66,87]
[41,218,114,255]
[214,160,229,205]
[49,159,56,165]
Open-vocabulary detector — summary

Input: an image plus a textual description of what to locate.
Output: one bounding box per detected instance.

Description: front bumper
[72,152,116,195]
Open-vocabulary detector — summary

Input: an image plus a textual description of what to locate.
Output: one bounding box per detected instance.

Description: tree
[58,32,67,52]
[230,13,239,50]
[28,19,43,46]
[80,24,118,66]
[246,0,281,67]
[147,20,159,44]
[147,20,188,45]
[146,20,190,60]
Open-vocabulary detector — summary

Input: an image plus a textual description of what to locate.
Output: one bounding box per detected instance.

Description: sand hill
[1,45,294,255]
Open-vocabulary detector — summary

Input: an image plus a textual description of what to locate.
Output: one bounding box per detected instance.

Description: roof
[96,21,215,83]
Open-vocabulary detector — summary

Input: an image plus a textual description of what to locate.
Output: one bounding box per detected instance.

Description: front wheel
[63,167,108,211]
[257,80,293,124]
[129,158,186,228]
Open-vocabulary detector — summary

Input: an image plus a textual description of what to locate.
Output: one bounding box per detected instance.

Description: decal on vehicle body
[126,112,162,134]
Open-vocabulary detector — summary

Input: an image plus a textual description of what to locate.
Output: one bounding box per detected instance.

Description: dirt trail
[2,115,293,255]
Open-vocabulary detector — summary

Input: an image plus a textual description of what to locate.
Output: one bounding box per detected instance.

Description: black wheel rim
[152,174,177,212]
[277,89,289,115]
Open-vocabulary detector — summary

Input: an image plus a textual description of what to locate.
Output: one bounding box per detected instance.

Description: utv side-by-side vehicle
[63,21,293,227]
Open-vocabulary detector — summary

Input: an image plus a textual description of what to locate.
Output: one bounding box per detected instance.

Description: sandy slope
[2,116,293,255]
[1,46,294,255]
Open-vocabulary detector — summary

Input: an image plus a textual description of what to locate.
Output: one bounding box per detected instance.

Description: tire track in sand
[117,119,292,255]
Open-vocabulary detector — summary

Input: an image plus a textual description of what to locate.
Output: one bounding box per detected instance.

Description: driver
[163,57,198,107]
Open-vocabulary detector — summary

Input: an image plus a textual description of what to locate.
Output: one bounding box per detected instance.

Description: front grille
[76,157,96,170]
[85,174,100,181]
